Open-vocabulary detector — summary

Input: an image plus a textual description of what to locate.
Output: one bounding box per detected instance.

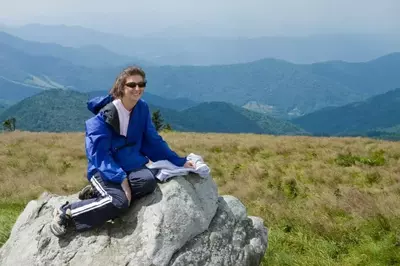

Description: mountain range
[2,86,400,141]
[292,87,400,139]
[2,24,400,65]
[144,54,400,117]
[0,31,148,68]
[0,89,305,135]
[1,30,400,118]
[0,77,42,104]
[3,85,399,140]
[1,27,400,139]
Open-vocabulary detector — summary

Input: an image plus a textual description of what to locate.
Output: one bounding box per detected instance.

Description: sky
[0,0,399,37]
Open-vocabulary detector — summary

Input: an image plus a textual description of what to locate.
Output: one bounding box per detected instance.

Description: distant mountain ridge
[307,53,400,96]
[0,31,149,68]
[0,42,114,92]
[0,89,305,135]
[0,77,43,104]
[0,90,93,132]
[292,88,400,137]
[143,54,400,117]
[3,24,400,65]
[1,31,399,118]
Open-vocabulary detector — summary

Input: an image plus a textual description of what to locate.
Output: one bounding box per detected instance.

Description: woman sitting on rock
[50,66,194,237]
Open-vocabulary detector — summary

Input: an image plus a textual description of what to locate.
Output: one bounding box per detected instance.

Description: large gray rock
[0,174,268,266]
[169,196,268,266]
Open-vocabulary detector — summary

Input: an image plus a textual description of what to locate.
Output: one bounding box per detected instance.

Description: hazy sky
[0,0,399,37]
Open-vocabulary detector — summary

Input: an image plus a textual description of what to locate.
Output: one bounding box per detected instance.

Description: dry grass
[1,130,400,265]
[0,131,87,202]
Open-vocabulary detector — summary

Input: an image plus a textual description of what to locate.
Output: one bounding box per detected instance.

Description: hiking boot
[78,184,95,200]
[50,202,72,237]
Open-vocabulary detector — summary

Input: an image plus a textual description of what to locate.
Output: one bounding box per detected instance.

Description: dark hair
[109,66,146,99]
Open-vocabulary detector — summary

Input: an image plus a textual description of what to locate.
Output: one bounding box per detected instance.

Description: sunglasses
[125,81,147,88]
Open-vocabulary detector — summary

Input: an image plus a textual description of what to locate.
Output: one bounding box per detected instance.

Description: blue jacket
[85,94,187,184]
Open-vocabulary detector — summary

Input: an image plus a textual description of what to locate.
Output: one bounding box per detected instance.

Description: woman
[50,66,194,237]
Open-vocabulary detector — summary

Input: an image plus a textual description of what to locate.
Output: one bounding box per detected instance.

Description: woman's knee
[109,190,130,209]
[113,195,130,209]
[129,169,158,197]
[142,176,157,194]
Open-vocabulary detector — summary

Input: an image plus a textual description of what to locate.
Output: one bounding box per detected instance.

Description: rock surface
[169,195,268,266]
[0,174,268,266]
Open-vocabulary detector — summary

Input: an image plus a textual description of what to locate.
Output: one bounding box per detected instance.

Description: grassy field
[1,131,400,265]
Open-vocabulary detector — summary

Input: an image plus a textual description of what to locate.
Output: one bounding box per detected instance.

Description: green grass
[259,215,400,266]
[0,202,25,246]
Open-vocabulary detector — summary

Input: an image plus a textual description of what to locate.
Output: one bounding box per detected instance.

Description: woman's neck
[120,98,137,112]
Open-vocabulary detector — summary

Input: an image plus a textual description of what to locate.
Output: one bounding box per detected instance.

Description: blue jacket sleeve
[85,116,127,184]
[140,107,187,166]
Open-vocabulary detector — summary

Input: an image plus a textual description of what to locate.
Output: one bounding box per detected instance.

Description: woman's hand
[184,160,195,169]
[121,178,132,206]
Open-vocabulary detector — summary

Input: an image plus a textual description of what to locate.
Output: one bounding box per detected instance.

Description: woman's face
[122,75,146,103]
